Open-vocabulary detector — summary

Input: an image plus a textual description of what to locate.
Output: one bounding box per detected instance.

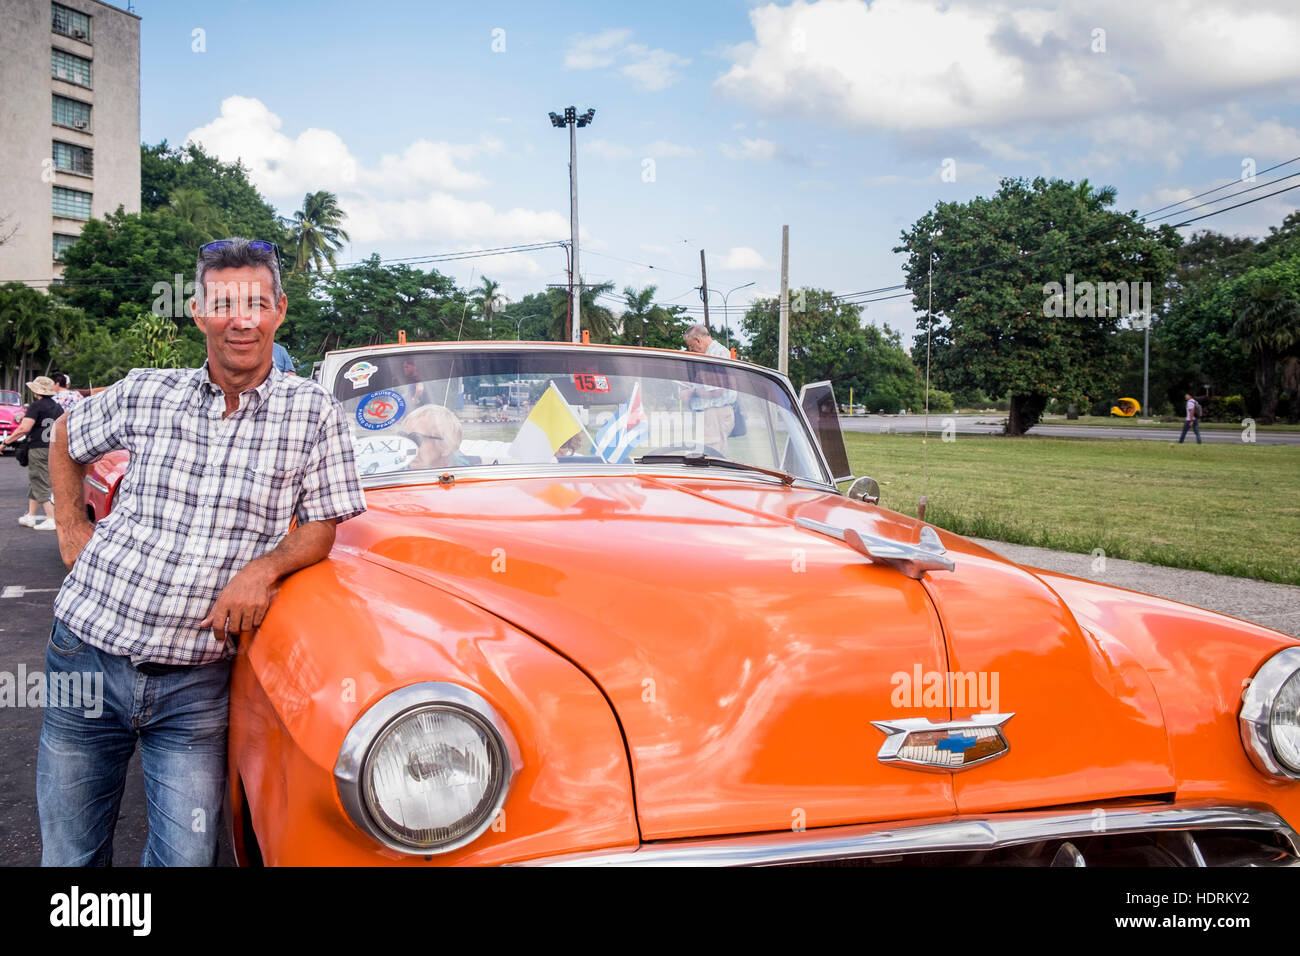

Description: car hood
[339,473,1173,839]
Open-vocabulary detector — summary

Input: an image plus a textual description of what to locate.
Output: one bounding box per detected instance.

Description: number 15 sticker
[573,374,609,392]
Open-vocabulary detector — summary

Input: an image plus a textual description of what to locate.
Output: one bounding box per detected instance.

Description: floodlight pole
[549,106,595,343]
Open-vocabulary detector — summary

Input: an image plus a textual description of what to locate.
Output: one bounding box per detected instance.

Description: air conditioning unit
[74,120,87,130]
[55,68,68,79]
[73,29,86,39]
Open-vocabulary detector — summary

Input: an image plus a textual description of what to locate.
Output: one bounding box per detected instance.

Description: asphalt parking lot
[0,455,234,867]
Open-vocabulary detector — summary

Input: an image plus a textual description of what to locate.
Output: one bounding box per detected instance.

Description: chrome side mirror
[846,476,880,505]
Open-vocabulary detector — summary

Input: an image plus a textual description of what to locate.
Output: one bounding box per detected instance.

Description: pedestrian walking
[1179,392,1203,444]
[0,376,64,530]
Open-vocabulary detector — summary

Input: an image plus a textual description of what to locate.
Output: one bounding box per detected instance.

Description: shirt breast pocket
[243,464,300,525]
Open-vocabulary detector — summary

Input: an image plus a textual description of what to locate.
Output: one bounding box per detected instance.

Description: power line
[1169,180,1300,227]
[1142,170,1300,224]
[1139,154,1300,219]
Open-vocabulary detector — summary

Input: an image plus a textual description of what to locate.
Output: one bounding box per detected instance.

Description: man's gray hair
[194,238,283,309]
[685,323,711,342]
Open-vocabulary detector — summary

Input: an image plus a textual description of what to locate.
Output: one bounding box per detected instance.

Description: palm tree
[1230,260,1300,424]
[164,187,225,242]
[287,191,350,274]
[475,277,504,337]
[545,281,617,342]
[619,285,656,346]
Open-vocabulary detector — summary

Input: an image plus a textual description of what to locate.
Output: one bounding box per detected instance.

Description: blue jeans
[36,618,232,866]
[1179,419,1202,443]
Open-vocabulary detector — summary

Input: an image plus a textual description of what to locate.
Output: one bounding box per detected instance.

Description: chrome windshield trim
[85,476,110,495]
[514,804,1299,867]
[357,464,840,495]
[323,342,838,487]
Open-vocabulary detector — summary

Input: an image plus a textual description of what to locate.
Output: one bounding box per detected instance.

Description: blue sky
[134,0,1300,341]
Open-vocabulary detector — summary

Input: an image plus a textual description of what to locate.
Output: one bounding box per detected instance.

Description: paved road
[0,454,234,867]
[841,413,1300,445]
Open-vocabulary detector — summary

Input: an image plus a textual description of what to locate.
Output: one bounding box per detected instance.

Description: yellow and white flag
[508,383,583,462]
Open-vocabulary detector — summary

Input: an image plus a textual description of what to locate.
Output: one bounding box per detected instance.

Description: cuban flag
[593,383,649,463]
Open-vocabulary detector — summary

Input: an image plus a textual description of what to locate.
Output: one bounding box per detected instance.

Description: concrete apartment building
[0,0,140,286]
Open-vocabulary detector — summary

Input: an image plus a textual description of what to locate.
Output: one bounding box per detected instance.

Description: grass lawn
[1037,414,1300,431]
[842,432,1300,585]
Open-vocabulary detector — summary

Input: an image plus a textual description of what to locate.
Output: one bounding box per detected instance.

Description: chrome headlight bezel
[334,682,520,856]
[1239,647,1300,780]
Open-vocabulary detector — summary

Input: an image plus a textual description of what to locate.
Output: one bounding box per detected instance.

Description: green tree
[741,287,933,412]
[142,141,285,241]
[616,285,691,349]
[1223,256,1300,424]
[161,187,225,243]
[0,282,79,390]
[544,281,618,342]
[286,190,350,274]
[897,177,1181,434]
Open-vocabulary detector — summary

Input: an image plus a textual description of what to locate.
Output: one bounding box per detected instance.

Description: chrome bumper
[518,803,1300,866]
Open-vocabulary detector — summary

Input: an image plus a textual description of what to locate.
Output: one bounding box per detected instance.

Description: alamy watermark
[0,664,103,717]
[1042,274,1150,319]
[891,664,1000,713]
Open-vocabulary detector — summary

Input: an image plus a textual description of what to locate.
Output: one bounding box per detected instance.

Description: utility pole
[549,106,595,343]
[778,225,789,375]
[699,249,710,330]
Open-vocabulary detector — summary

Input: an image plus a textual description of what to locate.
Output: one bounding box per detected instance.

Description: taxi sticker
[573,373,610,392]
[356,390,405,430]
[345,361,379,389]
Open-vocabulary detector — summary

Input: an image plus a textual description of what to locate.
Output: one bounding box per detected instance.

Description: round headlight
[363,706,506,849]
[1240,647,1300,780]
[335,683,518,855]
[1270,669,1300,773]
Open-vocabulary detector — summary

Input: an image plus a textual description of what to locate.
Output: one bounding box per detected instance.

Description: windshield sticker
[344,361,379,389]
[573,373,610,392]
[356,390,405,430]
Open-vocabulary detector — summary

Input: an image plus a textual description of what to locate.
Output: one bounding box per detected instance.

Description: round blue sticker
[356,390,405,430]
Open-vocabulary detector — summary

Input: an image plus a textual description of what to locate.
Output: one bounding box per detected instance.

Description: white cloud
[185,97,567,245]
[564,29,691,91]
[643,139,695,158]
[585,138,634,160]
[720,137,778,161]
[563,29,633,69]
[720,246,770,270]
[716,0,1300,133]
[621,44,691,92]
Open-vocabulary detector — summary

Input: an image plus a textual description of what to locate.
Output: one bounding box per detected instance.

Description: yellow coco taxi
[86,341,1300,865]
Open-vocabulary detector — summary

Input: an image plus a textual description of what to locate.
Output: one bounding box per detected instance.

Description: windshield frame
[320,341,840,492]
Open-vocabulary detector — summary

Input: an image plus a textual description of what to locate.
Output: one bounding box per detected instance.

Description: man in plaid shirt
[40,238,366,866]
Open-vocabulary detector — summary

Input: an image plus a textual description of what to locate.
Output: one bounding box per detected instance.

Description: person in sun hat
[0,376,64,530]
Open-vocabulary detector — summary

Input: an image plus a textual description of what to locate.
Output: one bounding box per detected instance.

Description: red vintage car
[0,389,25,452]
[82,342,1300,866]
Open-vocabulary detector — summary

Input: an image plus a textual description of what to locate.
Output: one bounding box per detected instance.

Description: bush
[1209,394,1246,422]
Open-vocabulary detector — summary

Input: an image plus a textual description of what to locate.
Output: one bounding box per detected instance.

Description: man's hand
[198,519,337,644]
[199,560,277,643]
[57,517,95,571]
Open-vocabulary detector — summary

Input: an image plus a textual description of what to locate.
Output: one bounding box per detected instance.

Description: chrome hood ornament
[795,518,955,579]
[872,713,1015,771]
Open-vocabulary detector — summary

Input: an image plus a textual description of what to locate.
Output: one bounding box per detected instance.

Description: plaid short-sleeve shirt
[53,363,367,665]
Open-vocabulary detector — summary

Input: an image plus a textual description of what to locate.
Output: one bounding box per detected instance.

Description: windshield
[0,391,21,406]
[329,348,829,484]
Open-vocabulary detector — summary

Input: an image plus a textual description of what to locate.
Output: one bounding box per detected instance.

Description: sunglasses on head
[408,432,443,445]
[200,239,281,261]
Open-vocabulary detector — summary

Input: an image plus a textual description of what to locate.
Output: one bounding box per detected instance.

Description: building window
[51,48,91,87]
[52,94,91,130]
[52,186,92,220]
[51,3,91,43]
[53,233,80,261]
[53,140,93,176]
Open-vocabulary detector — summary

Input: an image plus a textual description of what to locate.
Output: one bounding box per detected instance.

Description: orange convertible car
[87,342,1300,865]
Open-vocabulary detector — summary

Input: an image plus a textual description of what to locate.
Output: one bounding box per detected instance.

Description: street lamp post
[1130,311,1152,418]
[549,106,595,343]
[703,281,755,346]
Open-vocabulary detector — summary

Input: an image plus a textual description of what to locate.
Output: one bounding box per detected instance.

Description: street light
[702,281,756,345]
[548,106,596,343]
[1129,311,1152,419]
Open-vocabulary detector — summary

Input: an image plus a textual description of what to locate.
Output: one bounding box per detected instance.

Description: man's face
[686,334,708,354]
[191,264,286,379]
